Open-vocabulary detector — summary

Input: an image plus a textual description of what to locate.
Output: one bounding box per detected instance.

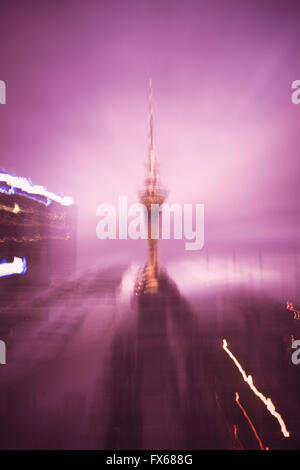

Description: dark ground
[0,263,299,450]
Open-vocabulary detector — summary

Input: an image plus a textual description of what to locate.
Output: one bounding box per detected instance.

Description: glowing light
[0,256,27,278]
[13,203,21,214]
[0,202,21,214]
[233,424,244,450]
[0,234,70,243]
[0,172,74,206]
[286,301,300,320]
[233,424,238,440]
[0,203,65,220]
[235,392,265,450]
[222,339,290,438]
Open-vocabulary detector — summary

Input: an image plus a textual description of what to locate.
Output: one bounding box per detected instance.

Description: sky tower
[139,80,167,293]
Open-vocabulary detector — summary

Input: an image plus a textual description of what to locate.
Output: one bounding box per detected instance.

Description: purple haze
[0,0,300,266]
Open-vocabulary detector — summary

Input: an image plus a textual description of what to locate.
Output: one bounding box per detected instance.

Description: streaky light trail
[0,172,74,206]
[0,256,27,278]
[233,424,244,450]
[0,202,21,214]
[235,392,265,450]
[222,339,290,438]
[0,234,71,243]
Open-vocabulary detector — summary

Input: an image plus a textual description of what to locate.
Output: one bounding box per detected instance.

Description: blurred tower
[139,80,167,293]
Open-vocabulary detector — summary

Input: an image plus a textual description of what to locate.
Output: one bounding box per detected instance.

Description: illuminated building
[0,173,76,289]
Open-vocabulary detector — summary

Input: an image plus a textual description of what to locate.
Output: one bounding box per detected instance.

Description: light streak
[222,339,290,438]
[235,392,264,450]
[0,203,66,220]
[233,424,238,440]
[0,202,21,214]
[0,172,74,206]
[0,256,27,278]
[0,234,70,243]
[233,424,244,450]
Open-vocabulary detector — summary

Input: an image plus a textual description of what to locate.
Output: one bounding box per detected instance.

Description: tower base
[135,264,160,295]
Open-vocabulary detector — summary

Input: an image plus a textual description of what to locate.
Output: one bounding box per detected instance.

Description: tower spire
[138,79,167,294]
[148,78,155,180]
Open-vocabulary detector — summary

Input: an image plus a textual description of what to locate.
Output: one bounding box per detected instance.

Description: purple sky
[1,0,300,263]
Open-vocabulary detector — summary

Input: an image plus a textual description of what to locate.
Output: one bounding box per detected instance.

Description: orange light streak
[233,424,244,450]
[222,339,290,438]
[235,392,264,450]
